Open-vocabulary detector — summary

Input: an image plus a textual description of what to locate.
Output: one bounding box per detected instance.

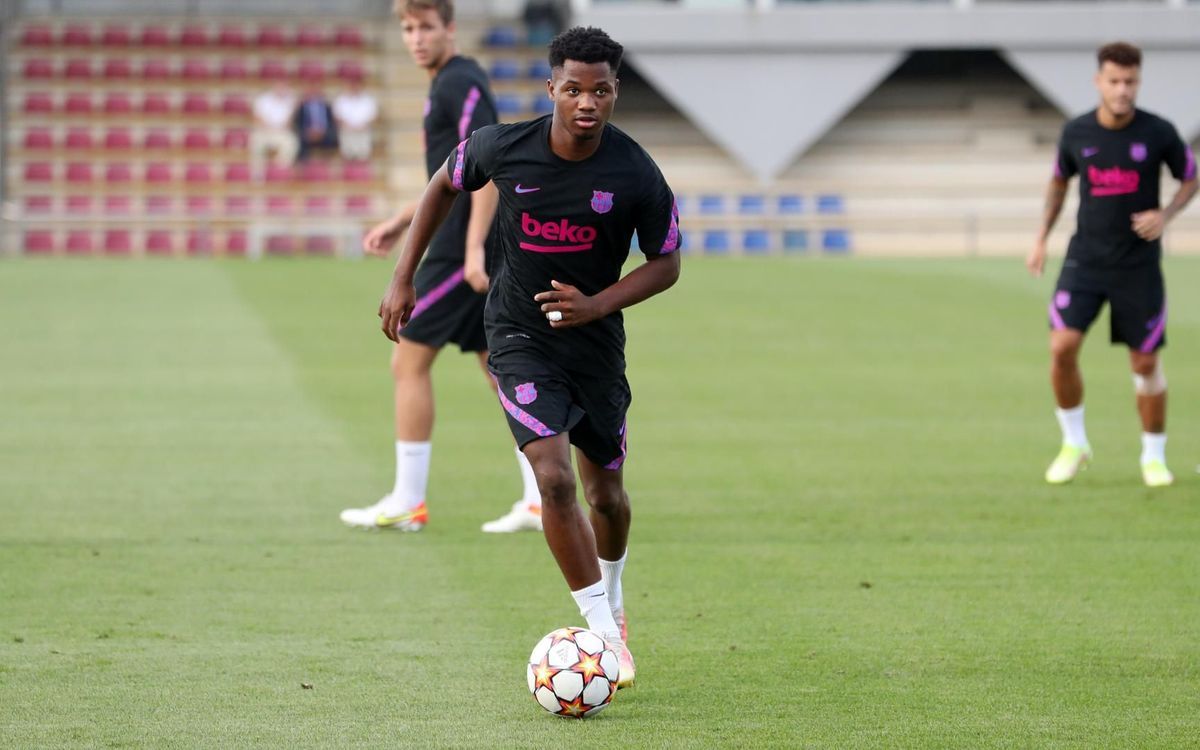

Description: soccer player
[1027,42,1197,488]
[379,27,681,687]
[340,0,544,533]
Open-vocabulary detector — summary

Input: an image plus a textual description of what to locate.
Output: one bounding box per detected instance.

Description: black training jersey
[1054,108,1196,271]
[423,56,497,263]
[446,116,680,371]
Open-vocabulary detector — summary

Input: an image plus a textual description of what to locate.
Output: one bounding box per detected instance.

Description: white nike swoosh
[515,185,540,194]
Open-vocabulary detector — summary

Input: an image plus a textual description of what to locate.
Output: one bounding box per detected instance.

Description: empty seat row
[22,91,252,116]
[680,229,851,254]
[19,23,366,49]
[495,93,554,117]
[21,126,250,151]
[21,160,375,184]
[676,193,843,216]
[488,58,553,82]
[23,228,353,257]
[22,193,375,217]
[20,57,367,82]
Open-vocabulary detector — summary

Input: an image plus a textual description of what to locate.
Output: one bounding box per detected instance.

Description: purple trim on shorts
[457,86,481,141]
[451,139,467,191]
[1140,303,1167,353]
[660,199,680,254]
[1048,300,1066,330]
[1184,146,1197,182]
[603,421,628,471]
[410,266,465,320]
[497,386,557,438]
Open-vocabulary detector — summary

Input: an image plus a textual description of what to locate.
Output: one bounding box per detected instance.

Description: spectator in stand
[333,75,379,161]
[250,80,300,172]
[295,80,339,161]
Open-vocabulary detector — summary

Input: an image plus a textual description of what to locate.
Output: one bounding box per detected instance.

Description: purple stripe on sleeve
[457,86,481,141]
[1048,301,1066,330]
[451,139,467,191]
[1139,304,1167,353]
[1053,160,1064,180]
[660,198,680,254]
[1184,146,1197,181]
[497,386,557,438]
[410,266,465,320]
[603,421,628,471]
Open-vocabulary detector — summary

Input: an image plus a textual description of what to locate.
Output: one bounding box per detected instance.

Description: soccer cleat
[614,609,628,644]
[481,500,543,533]
[606,639,635,689]
[1044,444,1092,484]
[1141,460,1174,488]
[339,496,428,531]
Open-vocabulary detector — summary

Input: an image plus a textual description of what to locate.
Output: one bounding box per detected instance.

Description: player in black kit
[1027,42,1197,488]
[342,0,546,533]
[380,27,681,687]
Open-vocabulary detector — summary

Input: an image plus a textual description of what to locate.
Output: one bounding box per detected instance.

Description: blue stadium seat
[483,26,519,48]
[495,93,524,116]
[738,195,766,215]
[703,230,730,254]
[678,231,690,253]
[489,59,521,81]
[531,95,553,115]
[742,230,771,254]
[777,194,804,214]
[816,194,845,214]
[782,229,809,253]
[527,59,552,80]
[698,195,725,215]
[822,229,851,253]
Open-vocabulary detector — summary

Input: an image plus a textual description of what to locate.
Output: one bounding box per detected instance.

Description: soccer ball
[527,627,620,718]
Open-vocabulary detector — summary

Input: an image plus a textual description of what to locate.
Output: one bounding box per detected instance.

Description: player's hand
[535,280,604,329]
[1131,210,1165,241]
[1026,240,1047,277]
[379,279,416,342]
[363,217,408,258]
[464,247,490,293]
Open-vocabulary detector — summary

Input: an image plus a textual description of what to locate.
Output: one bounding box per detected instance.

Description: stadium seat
[23,58,54,79]
[217,25,248,47]
[304,235,337,255]
[103,229,133,255]
[258,59,288,80]
[266,235,297,255]
[821,229,851,253]
[256,25,288,47]
[223,128,250,149]
[296,26,326,47]
[738,195,766,215]
[24,161,54,182]
[345,195,372,215]
[187,229,215,256]
[224,195,253,215]
[102,58,133,79]
[65,162,94,183]
[65,230,95,255]
[219,59,249,80]
[776,194,804,214]
[145,230,175,256]
[63,58,93,79]
[24,92,54,114]
[265,195,296,215]
[703,230,730,254]
[103,128,133,149]
[144,195,174,214]
[143,129,172,149]
[181,59,212,80]
[782,229,809,253]
[264,164,294,183]
[142,92,171,114]
[141,58,171,80]
[342,161,373,181]
[185,196,214,215]
[64,92,94,114]
[224,162,252,182]
[304,195,334,215]
[699,195,725,215]
[24,196,53,214]
[62,24,94,46]
[333,26,364,48]
[222,94,251,115]
[489,59,521,81]
[742,229,771,254]
[300,160,333,182]
[531,96,554,116]
[104,162,133,183]
[20,26,54,47]
[104,195,134,215]
[24,230,55,255]
[103,92,134,115]
[483,26,519,48]
[100,24,133,47]
[225,230,248,256]
[335,60,365,81]
[527,59,552,80]
[140,25,171,46]
[183,128,212,149]
[495,94,523,116]
[816,194,845,214]
[182,93,211,114]
[296,59,326,82]
[184,163,213,183]
[145,162,173,183]
[65,195,94,215]
[179,25,211,47]
[23,127,54,149]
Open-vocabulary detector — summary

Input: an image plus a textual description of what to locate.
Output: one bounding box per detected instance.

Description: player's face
[548,60,619,140]
[1095,61,1139,118]
[400,9,454,70]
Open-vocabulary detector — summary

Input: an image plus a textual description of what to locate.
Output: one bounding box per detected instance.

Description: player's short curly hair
[1097,42,1141,69]
[548,26,623,73]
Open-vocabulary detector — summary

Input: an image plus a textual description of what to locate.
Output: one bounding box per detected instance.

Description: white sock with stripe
[599,551,626,619]
[570,580,620,642]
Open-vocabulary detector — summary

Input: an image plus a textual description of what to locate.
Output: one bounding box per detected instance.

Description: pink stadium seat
[304,195,334,215]
[225,230,248,256]
[343,161,373,181]
[182,93,211,115]
[142,92,171,114]
[296,59,326,81]
[184,162,213,183]
[183,128,212,149]
[24,196,54,214]
[141,58,171,80]
[221,94,251,115]
[20,26,54,47]
[304,235,337,255]
[66,162,94,183]
[223,128,250,149]
[336,60,365,81]
[103,127,133,149]
[300,160,332,182]
[145,230,175,256]
[104,195,133,215]
[187,230,215,256]
[345,195,372,215]
[102,58,133,79]
[296,26,326,47]
[64,92,94,114]
[62,24,94,46]
[23,128,54,149]
[256,25,288,47]
[219,59,249,80]
[144,195,173,214]
[105,162,133,183]
[23,58,54,79]
[266,235,296,255]
[100,24,133,47]
[181,58,212,80]
[65,195,94,215]
[258,59,288,80]
[25,231,55,255]
[266,195,296,215]
[66,230,95,255]
[178,25,210,47]
[24,161,54,182]
[185,196,214,215]
[224,162,252,182]
[143,129,172,149]
[145,162,173,183]
[264,164,294,183]
[224,195,253,215]
[25,92,54,114]
[217,25,248,47]
[140,25,171,47]
[334,26,365,48]
[67,127,96,149]
[64,58,93,79]
[103,230,133,255]
[103,92,134,114]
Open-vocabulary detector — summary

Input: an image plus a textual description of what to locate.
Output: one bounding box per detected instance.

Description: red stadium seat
[296,26,326,47]
[224,195,253,215]
[304,195,334,215]
[182,93,211,115]
[256,25,288,47]
[185,196,213,215]
[143,129,172,149]
[65,230,95,255]
[65,195,94,215]
[223,128,250,149]
[187,229,215,256]
[142,92,171,114]
[63,58,93,79]
[103,92,134,114]
[23,127,54,149]
[335,60,365,81]
[343,161,373,181]
[181,59,212,80]
[265,195,296,215]
[296,59,326,82]
[219,59,249,80]
[23,58,54,79]
[183,128,212,149]
[62,24,94,46]
[66,162,94,183]
[67,127,96,149]
[145,230,175,256]
[25,231,55,254]
[304,235,337,255]
[104,195,133,215]
[224,162,252,182]
[24,92,54,114]
[103,230,133,255]
[258,59,288,80]
[140,25,171,47]
[184,163,213,183]
[103,127,133,149]
[299,160,332,182]
[105,162,133,183]
[145,162,173,183]
[345,195,372,215]
[264,164,294,183]
[102,58,133,79]
[217,25,248,47]
[224,230,248,256]
[24,161,54,182]
[100,24,133,47]
[64,92,94,114]
[144,195,174,214]
[334,26,364,48]
[141,58,171,80]
[221,95,251,116]
[178,25,210,47]
[24,196,54,214]
[20,26,54,47]
[265,235,296,255]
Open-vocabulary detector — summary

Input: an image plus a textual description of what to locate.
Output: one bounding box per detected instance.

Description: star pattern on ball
[572,648,606,683]
[531,655,559,692]
[557,695,589,718]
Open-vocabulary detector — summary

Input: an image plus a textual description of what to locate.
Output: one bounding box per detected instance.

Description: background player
[1027,41,1197,488]
[378,27,681,687]
[340,0,543,533]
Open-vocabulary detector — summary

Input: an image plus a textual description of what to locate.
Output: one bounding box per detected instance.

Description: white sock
[1141,432,1167,465]
[599,551,626,618]
[389,440,431,512]
[570,580,620,641]
[515,447,541,507]
[1055,405,1089,448]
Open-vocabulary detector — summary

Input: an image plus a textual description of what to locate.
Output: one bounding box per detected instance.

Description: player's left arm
[1132,129,1198,241]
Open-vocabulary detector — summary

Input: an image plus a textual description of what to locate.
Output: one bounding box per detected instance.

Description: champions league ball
[527,627,620,718]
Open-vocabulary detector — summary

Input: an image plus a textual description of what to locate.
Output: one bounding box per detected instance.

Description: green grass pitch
[1,256,1198,748]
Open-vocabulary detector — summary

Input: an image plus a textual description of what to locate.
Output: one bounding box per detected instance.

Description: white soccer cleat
[1045,444,1092,485]
[1141,460,1174,488]
[605,638,636,689]
[481,500,543,533]
[339,495,428,531]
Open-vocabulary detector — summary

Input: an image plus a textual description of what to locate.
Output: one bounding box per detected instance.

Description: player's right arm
[1028,131,1077,277]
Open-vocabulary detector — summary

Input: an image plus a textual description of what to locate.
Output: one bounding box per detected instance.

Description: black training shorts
[1049,264,1166,352]
[399,260,487,353]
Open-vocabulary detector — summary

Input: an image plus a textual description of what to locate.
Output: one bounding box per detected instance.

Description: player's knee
[1132,358,1166,395]
[534,462,576,506]
[1049,339,1080,368]
[583,481,628,516]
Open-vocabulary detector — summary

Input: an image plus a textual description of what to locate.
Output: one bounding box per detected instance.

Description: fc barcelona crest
[1130,142,1147,162]
[591,191,614,214]
[515,382,538,405]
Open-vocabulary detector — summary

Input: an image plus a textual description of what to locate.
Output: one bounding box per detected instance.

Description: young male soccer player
[340,0,544,533]
[1027,42,1197,487]
[379,27,681,686]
